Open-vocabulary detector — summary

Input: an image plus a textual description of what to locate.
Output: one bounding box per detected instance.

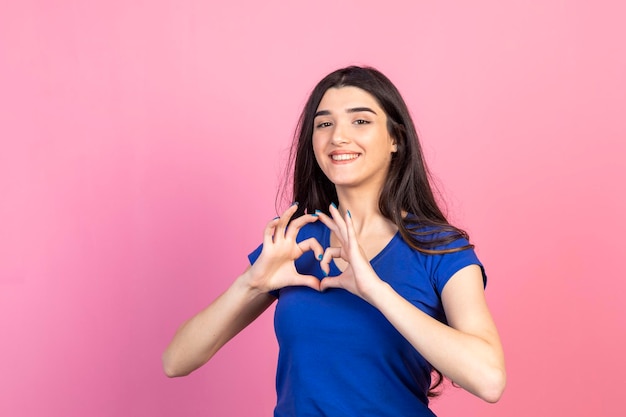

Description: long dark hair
[282,65,472,254]
[279,66,474,396]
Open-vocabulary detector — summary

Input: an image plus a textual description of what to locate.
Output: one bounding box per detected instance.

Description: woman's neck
[335,186,395,237]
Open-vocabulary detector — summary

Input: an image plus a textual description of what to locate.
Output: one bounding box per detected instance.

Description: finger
[297,237,325,260]
[328,202,342,221]
[319,247,342,277]
[344,209,358,248]
[263,216,281,246]
[285,274,321,292]
[328,203,348,241]
[274,203,299,241]
[343,209,369,261]
[320,275,343,291]
[284,212,319,240]
[314,209,341,238]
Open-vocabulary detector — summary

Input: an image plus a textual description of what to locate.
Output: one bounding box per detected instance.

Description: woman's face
[312,86,397,192]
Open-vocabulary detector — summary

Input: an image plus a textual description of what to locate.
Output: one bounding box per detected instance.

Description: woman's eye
[316,121,332,128]
[354,119,370,125]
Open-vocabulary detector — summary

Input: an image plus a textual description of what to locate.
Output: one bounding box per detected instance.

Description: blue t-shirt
[248,221,486,417]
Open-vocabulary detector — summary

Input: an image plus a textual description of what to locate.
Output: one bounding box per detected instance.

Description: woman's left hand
[315,204,384,302]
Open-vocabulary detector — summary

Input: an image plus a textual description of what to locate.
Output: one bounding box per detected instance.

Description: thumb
[319,276,343,292]
[288,273,322,292]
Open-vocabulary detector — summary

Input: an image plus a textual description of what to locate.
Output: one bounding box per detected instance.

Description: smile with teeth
[331,153,360,161]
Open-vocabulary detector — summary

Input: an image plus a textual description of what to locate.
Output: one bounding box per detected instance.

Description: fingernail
[347,210,351,218]
[291,201,299,206]
[331,202,337,209]
[315,209,322,215]
[318,254,323,260]
[272,216,280,220]
[322,270,328,277]
[310,212,319,217]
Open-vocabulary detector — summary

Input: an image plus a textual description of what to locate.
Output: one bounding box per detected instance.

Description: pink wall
[1,1,624,416]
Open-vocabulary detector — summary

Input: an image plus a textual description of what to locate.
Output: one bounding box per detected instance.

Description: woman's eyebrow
[314,110,331,118]
[314,107,378,118]
[346,107,377,115]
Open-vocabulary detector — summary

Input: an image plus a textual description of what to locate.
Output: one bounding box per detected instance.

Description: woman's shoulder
[403,215,469,245]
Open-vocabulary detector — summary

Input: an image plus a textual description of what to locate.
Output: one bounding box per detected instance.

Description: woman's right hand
[244,203,324,293]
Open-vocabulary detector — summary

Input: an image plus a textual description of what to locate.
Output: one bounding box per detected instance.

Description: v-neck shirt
[326,224,400,274]
[248,220,485,417]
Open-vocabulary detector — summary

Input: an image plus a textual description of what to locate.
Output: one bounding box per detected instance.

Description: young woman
[163,66,506,416]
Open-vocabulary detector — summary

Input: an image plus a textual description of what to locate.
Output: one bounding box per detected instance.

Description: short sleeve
[247,243,263,265]
[427,237,487,295]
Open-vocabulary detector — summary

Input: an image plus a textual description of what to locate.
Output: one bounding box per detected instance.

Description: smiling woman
[163,66,506,416]
[312,86,397,193]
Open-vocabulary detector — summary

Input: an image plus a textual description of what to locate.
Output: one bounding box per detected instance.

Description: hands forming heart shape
[246,202,383,302]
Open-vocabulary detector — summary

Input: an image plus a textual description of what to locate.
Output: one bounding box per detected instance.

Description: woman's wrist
[235,267,268,299]
[360,277,393,306]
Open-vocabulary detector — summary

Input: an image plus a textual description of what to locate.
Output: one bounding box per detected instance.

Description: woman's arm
[162,269,275,377]
[317,206,506,402]
[162,204,324,377]
[366,265,506,402]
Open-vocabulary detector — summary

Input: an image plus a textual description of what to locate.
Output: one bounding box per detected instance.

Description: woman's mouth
[331,153,360,161]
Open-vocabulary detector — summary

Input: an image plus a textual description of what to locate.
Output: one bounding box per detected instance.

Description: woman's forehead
[316,86,381,112]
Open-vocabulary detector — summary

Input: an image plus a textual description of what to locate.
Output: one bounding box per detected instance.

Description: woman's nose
[330,124,349,145]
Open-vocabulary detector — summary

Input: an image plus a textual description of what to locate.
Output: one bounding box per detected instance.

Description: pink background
[1,1,625,416]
